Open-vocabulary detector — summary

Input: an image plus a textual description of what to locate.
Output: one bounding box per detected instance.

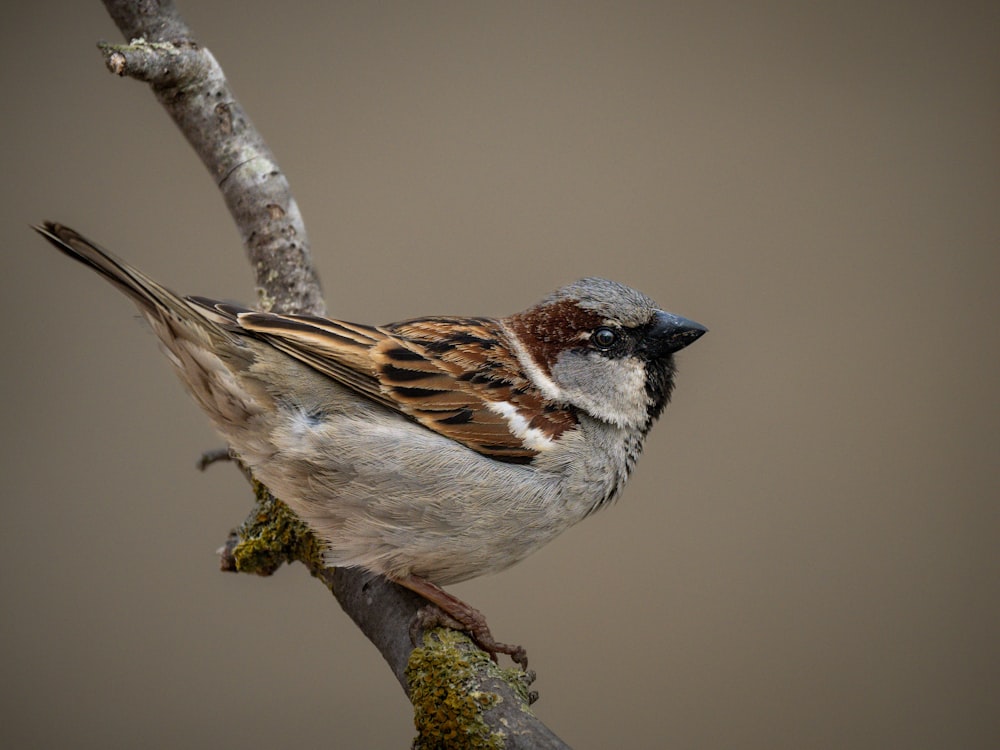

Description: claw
[398,574,529,670]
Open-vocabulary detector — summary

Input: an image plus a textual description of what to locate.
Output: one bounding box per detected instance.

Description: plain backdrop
[2,2,996,748]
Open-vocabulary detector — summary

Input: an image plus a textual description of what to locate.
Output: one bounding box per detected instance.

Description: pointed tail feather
[33,222,186,318]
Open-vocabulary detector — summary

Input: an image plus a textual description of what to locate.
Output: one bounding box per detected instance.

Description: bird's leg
[396,573,528,670]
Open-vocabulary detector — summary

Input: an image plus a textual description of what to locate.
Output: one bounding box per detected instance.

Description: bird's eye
[591,327,617,349]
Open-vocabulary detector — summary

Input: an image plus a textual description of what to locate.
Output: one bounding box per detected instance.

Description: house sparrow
[35,222,706,667]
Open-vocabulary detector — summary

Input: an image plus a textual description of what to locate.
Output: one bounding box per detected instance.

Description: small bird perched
[35,222,706,667]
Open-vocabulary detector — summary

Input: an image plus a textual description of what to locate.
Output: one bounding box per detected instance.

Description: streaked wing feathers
[236,311,392,408]
[381,318,577,460]
[198,304,577,462]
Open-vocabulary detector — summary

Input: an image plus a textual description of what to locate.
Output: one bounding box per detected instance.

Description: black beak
[648,310,708,355]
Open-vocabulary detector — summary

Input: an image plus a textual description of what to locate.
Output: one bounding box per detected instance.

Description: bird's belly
[239,410,598,585]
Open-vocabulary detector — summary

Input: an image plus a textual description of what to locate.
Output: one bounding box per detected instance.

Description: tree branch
[98,1,567,745]
[100,2,324,316]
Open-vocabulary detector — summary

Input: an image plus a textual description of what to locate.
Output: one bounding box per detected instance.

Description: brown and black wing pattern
[376,317,575,462]
[229,310,577,462]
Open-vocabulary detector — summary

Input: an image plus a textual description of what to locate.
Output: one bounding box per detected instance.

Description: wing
[188,297,392,407]
[194,300,577,463]
[376,317,577,462]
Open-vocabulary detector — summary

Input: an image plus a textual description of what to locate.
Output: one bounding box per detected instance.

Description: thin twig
[99,8,324,316]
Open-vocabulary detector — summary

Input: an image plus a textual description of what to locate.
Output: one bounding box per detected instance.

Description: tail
[33,222,192,319]
[34,222,261,432]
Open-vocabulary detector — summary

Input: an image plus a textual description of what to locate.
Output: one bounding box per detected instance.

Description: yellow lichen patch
[407,629,511,749]
[229,479,325,575]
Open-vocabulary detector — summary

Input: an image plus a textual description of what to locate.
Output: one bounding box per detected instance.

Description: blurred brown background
[1,1,996,748]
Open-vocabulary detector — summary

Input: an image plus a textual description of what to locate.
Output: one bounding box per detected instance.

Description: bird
[34,222,706,667]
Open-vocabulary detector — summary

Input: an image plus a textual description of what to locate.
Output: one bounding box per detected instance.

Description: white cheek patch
[552,352,651,428]
[486,400,556,451]
[617,358,648,399]
[588,356,649,427]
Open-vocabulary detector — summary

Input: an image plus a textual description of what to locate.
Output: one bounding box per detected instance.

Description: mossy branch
[98,1,570,746]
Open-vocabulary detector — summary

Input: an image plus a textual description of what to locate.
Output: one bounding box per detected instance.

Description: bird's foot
[399,574,529,670]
